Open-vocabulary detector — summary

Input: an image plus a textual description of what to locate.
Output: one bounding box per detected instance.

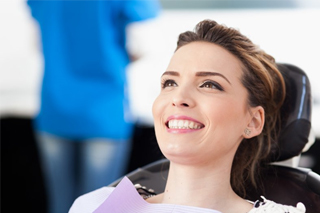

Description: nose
[172,101,189,107]
[172,88,195,108]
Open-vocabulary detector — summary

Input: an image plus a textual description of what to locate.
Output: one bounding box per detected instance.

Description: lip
[165,115,205,133]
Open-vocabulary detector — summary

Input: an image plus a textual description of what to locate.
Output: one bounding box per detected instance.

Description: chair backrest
[245,165,320,211]
[110,63,320,212]
[267,63,312,162]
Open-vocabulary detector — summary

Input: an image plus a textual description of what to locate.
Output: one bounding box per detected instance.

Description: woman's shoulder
[69,186,115,213]
[248,196,306,213]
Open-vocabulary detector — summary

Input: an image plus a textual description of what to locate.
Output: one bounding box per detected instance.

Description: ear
[243,106,265,139]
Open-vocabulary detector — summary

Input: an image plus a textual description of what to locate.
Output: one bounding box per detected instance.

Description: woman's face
[152,41,253,166]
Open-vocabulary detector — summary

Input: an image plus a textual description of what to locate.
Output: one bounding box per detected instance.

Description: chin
[159,145,198,165]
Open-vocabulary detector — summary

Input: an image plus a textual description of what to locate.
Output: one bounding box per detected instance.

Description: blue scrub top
[28,0,160,140]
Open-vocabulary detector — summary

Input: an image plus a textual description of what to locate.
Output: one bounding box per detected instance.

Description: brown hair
[176,20,286,197]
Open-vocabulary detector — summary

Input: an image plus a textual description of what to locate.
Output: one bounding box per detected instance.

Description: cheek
[152,96,163,122]
[206,99,234,118]
[205,99,247,133]
[152,95,168,133]
[152,96,170,154]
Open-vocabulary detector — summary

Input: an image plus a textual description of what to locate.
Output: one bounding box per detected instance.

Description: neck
[158,160,249,212]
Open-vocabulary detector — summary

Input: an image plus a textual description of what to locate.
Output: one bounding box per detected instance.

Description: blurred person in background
[27,1,160,213]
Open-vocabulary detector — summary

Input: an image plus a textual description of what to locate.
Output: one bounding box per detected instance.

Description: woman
[69,20,305,213]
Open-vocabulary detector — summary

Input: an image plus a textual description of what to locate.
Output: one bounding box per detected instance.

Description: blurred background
[1,0,320,212]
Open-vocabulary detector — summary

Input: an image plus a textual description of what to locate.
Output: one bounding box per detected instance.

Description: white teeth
[183,120,189,128]
[168,119,203,129]
[172,120,178,127]
[178,120,184,128]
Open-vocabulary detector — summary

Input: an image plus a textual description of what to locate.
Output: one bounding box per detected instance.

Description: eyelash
[161,79,223,91]
[161,79,177,89]
[199,80,224,91]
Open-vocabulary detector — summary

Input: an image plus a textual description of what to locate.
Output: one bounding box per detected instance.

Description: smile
[165,114,205,131]
[167,119,204,129]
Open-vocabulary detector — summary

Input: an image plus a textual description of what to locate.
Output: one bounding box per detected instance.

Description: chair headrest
[268,63,312,162]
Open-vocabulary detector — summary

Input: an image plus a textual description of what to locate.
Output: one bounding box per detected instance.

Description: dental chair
[110,63,320,212]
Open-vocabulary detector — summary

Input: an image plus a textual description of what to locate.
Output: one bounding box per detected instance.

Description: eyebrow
[162,71,231,85]
[196,71,231,85]
[162,71,180,77]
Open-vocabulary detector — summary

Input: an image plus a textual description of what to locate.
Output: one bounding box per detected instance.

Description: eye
[200,80,223,91]
[161,79,178,89]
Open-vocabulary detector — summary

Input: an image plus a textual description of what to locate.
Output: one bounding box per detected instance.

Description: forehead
[167,41,243,79]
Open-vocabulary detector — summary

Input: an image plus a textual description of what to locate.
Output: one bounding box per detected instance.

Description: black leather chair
[110,63,320,212]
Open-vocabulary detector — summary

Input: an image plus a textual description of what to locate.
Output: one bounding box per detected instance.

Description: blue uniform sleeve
[122,0,161,23]
[26,0,44,20]
[26,0,35,18]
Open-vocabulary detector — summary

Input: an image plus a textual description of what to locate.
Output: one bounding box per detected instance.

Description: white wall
[0,0,43,117]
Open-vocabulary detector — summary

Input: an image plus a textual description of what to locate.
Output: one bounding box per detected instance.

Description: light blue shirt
[27,0,160,140]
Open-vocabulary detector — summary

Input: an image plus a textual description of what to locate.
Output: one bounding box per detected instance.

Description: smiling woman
[165,20,287,197]
[69,20,305,213]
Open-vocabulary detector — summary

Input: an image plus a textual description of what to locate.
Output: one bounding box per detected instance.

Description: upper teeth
[168,120,203,129]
